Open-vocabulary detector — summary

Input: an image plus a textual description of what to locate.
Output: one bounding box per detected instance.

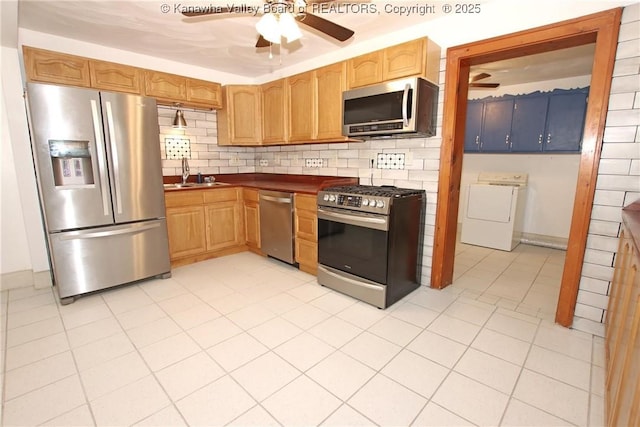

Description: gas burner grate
[323,185,424,198]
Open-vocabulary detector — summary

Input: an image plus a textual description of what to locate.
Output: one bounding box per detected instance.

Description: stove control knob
[323,194,329,201]
[329,194,336,202]
[376,200,385,208]
[362,198,369,206]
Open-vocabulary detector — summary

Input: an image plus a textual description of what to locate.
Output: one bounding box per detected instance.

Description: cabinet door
[383,39,425,81]
[243,189,261,249]
[347,51,383,89]
[166,206,206,259]
[23,46,91,87]
[481,98,514,152]
[544,90,588,152]
[288,71,315,142]
[510,95,548,152]
[315,63,347,140]
[205,201,244,251]
[144,71,187,100]
[89,60,141,94]
[186,78,222,109]
[261,79,288,144]
[220,85,262,145]
[464,101,484,152]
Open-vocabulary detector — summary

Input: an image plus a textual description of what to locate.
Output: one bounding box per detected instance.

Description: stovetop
[317,185,424,215]
[321,185,425,198]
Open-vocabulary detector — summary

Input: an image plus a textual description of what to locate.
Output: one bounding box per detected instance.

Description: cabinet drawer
[243,188,260,203]
[165,190,204,208]
[295,238,318,267]
[295,194,317,212]
[295,209,318,242]
[203,187,239,203]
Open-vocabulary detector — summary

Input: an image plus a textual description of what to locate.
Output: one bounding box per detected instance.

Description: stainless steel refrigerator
[26,82,171,304]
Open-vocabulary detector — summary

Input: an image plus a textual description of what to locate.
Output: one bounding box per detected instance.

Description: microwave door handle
[402,83,411,127]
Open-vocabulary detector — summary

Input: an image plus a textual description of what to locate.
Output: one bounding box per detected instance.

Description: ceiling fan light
[256,13,281,44]
[280,13,302,43]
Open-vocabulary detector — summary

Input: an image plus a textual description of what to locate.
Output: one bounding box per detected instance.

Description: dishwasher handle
[259,194,292,204]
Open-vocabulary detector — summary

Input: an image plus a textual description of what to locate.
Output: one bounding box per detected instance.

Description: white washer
[460,172,528,251]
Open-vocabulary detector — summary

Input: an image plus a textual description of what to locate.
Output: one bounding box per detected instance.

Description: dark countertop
[163,173,359,195]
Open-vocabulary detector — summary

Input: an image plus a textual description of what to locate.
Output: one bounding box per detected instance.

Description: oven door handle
[317,207,389,231]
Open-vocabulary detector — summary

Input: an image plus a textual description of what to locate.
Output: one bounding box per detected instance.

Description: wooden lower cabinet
[294,194,318,275]
[243,189,261,252]
[165,187,245,266]
[165,205,206,259]
[605,201,640,426]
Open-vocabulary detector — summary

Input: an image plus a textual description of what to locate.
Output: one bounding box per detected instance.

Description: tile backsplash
[157,107,255,176]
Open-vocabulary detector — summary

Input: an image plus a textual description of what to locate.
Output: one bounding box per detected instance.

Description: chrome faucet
[181,157,190,184]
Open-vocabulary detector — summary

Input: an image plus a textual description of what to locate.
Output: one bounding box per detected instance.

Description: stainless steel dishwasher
[259,190,296,264]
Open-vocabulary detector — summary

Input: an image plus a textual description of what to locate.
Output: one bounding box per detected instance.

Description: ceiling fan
[469,72,500,89]
[181,0,356,48]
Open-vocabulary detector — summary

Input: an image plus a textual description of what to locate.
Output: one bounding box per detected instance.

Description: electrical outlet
[305,158,323,168]
[259,159,268,167]
[229,154,240,166]
[377,153,406,170]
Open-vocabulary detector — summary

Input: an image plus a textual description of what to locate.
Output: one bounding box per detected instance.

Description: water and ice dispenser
[48,140,95,187]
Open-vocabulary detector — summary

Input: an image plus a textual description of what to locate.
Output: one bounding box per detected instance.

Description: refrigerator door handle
[58,221,162,240]
[90,100,110,217]
[105,101,123,215]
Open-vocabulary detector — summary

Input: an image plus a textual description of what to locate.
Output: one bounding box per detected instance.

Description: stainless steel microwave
[342,77,439,138]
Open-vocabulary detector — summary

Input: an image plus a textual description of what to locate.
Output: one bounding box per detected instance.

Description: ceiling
[17,0,598,83]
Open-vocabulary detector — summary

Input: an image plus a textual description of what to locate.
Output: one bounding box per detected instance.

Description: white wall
[573,3,640,336]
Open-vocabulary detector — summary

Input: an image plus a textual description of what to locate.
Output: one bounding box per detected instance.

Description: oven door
[317,206,389,284]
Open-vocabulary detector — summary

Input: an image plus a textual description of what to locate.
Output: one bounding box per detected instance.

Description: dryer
[461,172,528,251]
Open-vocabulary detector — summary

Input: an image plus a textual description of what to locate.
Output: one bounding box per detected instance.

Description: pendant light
[172,104,187,129]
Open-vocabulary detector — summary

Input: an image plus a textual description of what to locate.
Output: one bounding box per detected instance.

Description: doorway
[430,8,622,327]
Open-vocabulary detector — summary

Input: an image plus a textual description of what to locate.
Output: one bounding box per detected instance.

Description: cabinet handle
[538,134,543,144]
[547,133,552,144]
[475,135,479,145]
[505,134,510,145]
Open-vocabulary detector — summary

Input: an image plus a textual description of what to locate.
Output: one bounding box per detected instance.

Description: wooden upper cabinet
[261,79,288,144]
[287,71,316,142]
[89,60,141,93]
[347,51,383,89]
[347,38,441,88]
[383,39,425,81]
[143,70,187,101]
[315,62,348,141]
[186,78,222,109]
[217,85,262,146]
[23,46,91,87]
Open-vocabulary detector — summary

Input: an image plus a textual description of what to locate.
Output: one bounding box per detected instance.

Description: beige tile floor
[0,244,605,426]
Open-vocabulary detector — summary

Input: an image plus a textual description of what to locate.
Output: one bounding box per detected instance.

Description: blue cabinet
[464,100,483,152]
[544,90,588,152]
[481,98,514,152]
[511,94,548,152]
[465,87,588,154]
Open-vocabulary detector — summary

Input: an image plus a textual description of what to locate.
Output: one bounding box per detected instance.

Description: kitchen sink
[163,182,227,189]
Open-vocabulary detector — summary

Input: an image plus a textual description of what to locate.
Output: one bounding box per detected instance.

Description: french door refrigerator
[26,82,171,304]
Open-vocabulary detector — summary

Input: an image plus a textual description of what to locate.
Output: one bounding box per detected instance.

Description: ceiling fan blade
[256,35,271,48]
[470,72,492,82]
[470,83,500,88]
[181,7,232,17]
[296,13,354,42]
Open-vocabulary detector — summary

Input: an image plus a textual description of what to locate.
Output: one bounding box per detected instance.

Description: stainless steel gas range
[316,185,425,309]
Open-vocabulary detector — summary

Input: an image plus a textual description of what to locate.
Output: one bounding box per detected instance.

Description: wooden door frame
[431,8,622,327]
